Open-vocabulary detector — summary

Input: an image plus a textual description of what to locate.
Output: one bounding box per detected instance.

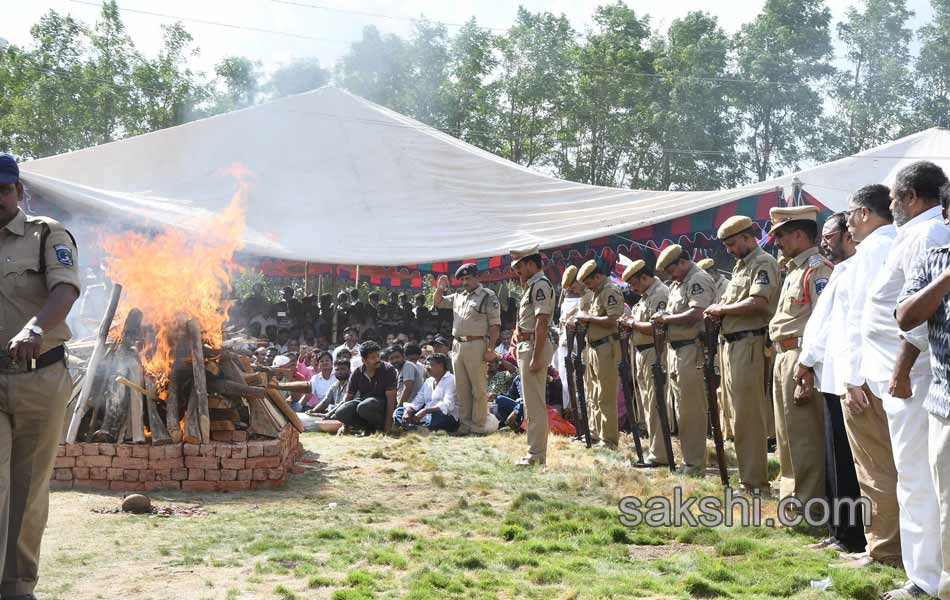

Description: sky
[0,0,937,78]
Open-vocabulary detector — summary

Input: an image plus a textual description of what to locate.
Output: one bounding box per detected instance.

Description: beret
[455,263,477,279]
[717,215,754,240]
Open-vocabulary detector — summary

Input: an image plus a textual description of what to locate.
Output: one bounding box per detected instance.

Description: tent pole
[304,261,311,296]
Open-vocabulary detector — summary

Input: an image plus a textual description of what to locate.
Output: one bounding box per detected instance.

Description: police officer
[697,258,728,303]
[652,244,714,475]
[705,216,780,494]
[0,153,80,599]
[509,245,555,466]
[767,206,832,504]
[573,259,624,450]
[433,264,501,435]
[554,265,587,412]
[620,260,670,466]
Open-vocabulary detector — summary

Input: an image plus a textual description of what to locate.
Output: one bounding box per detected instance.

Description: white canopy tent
[19,86,950,265]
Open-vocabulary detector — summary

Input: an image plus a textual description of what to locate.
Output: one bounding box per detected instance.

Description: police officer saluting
[652,244,714,475]
[705,216,780,494]
[433,263,501,435]
[0,154,80,599]
[509,246,555,466]
[572,259,624,450]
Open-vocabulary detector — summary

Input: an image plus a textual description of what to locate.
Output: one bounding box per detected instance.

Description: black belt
[721,328,767,343]
[635,343,654,352]
[0,345,65,374]
[588,334,619,349]
[669,338,698,350]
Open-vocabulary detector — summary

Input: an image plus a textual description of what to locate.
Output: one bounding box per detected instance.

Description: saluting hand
[8,328,41,363]
[436,275,449,291]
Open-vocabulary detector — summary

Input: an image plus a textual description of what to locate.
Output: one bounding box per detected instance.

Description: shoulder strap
[38,222,51,274]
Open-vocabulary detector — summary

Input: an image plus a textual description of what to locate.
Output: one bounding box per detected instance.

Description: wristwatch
[26,324,44,337]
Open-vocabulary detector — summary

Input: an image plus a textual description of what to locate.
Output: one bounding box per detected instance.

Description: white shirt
[800,256,855,395]
[410,372,459,420]
[309,372,334,401]
[842,225,897,387]
[333,342,359,361]
[862,206,950,383]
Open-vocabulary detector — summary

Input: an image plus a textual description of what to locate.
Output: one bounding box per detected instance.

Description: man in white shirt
[795,212,866,554]
[393,353,460,432]
[859,163,949,599]
[333,327,360,362]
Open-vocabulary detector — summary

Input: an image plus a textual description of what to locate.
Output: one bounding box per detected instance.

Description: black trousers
[330,397,387,432]
[823,392,867,551]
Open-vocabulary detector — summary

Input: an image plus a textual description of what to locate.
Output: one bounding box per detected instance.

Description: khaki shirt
[667,264,715,341]
[435,284,501,337]
[631,279,669,346]
[720,246,781,335]
[517,271,555,335]
[585,280,624,342]
[768,246,833,341]
[712,275,729,303]
[0,209,81,354]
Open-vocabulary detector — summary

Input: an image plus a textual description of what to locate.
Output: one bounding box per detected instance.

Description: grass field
[36,431,904,599]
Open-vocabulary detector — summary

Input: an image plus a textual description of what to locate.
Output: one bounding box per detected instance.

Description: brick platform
[50,425,302,492]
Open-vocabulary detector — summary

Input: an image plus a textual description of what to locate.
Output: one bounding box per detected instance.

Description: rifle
[650,321,677,473]
[618,327,645,464]
[571,324,593,448]
[701,317,729,486]
[564,329,584,441]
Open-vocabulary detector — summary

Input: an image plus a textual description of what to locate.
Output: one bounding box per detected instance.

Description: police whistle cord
[618,329,645,465]
[650,321,677,473]
[701,317,730,487]
[571,325,593,449]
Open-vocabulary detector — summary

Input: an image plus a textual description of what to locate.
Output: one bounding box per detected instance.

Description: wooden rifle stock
[701,317,729,486]
[650,322,676,472]
[571,325,593,448]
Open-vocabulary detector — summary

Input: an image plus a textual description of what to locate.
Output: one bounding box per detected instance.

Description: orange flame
[102,170,248,380]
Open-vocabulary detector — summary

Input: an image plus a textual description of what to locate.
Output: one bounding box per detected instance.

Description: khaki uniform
[436,285,501,433]
[769,247,832,502]
[0,209,79,596]
[667,265,715,468]
[712,274,729,303]
[631,279,670,463]
[584,280,624,448]
[516,271,555,462]
[719,246,780,491]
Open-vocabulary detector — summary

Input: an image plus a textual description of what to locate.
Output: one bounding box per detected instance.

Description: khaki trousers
[517,340,554,462]
[773,348,825,502]
[668,342,707,468]
[842,386,901,563]
[585,340,619,448]
[717,341,734,439]
[0,362,70,596]
[928,412,950,600]
[722,335,769,490]
[635,347,669,464]
[451,339,489,433]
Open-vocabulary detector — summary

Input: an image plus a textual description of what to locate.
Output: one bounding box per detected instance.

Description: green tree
[911,0,950,128]
[213,56,260,112]
[337,25,410,113]
[403,20,451,127]
[268,57,329,98]
[733,0,835,181]
[832,0,913,155]
[443,19,499,151]
[85,0,138,145]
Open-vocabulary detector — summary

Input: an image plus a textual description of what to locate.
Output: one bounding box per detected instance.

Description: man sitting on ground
[393,353,460,432]
[387,345,426,410]
[333,341,398,433]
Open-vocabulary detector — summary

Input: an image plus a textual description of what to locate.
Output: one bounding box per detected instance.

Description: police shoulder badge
[606,294,618,306]
[754,269,770,286]
[814,278,828,296]
[657,301,667,311]
[534,287,546,302]
[690,283,704,296]
[53,244,74,267]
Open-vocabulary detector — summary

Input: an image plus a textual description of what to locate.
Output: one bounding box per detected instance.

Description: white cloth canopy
[19,86,950,265]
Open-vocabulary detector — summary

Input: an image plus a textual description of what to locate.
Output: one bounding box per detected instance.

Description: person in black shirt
[332,341,398,433]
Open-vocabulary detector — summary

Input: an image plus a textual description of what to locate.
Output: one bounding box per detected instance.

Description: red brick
[268,467,285,480]
[220,458,246,470]
[246,443,263,458]
[246,456,280,469]
[185,456,219,470]
[165,445,182,458]
[171,468,188,481]
[90,467,108,480]
[220,469,237,481]
[182,480,217,492]
[74,467,90,480]
[199,443,216,457]
[53,468,73,481]
[65,444,83,457]
[210,431,233,443]
[149,446,165,460]
[110,481,145,491]
[237,469,252,481]
[149,458,184,470]
[262,441,280,457]
[116,445,132,458]
[232,431,248,443]
[131,445,149,458]
[214,445,232,459]
[231,445,248,459]
[50,479,73,490]
[123,469,139,482]
[98,443,116,457]
[54,456,76,468]
[211,420,236,431]
[108,467,124,480]
[144,481,181,491]
[77,455,112,468]
[188,469,205,481]
[153,469,172,481]
[80,443,98,456]
[205,469,221,481]
[252,468,268,481]
[74,479,105,489]
[218,480,251,491]
[138,470,156,482]
[112,457,148,470]
[56,445,65,457]
[183,444,200,456]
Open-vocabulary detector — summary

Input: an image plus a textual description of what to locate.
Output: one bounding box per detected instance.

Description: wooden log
[90,310,143,443]
[144,375,171,445]
[183,384,202,445]
[265,388,304,434]
[206,375,267,399]
[247,398,282,438]
[210,420,236,431]
[66,283,122,443]
[127,364,146,445]
[165,363,183,443]
[186,319,210,443]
